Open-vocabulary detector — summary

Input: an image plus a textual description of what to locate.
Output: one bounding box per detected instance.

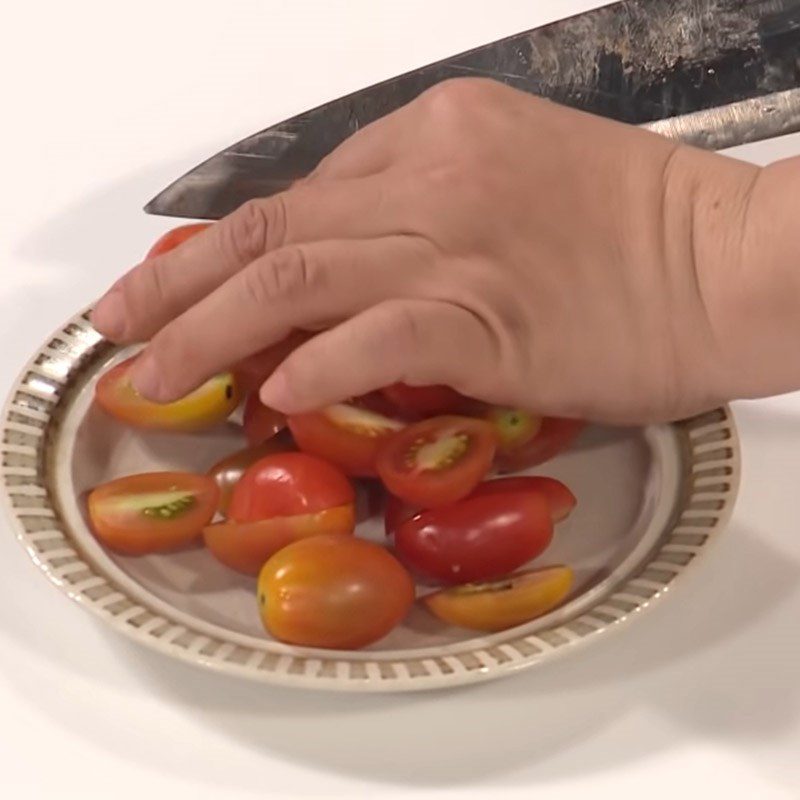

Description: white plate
[0,310,740,692]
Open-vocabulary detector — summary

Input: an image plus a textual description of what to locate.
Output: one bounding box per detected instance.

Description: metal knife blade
[146,0,800,220]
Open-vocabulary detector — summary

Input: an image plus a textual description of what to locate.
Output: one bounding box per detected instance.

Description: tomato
[376,416,496,508]
[422,566,573,632]
[95,356,240,432]
[87,472,218,555]
[485,406,543,454]
[203,505,354,575]
[471,477,576,523]
[234,331,312,394]
[207,433,295,515]
[394,491,552,584]
[384,493,417,536]
[380,383,465,419]
[242,394,286,445]
[258,535,415,649]
[288,403,405,477]
[228,452,354,522]
[146,223,211,258]
[491,413,585,471]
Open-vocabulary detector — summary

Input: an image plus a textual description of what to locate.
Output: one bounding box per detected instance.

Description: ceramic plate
[0,310,740,692]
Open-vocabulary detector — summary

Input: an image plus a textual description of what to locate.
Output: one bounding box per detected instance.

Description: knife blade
[146,0,800,220]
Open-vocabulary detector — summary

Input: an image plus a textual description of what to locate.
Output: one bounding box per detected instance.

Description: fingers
[92,173,416,344]
[131,236,435,402]
[258,299,497,413]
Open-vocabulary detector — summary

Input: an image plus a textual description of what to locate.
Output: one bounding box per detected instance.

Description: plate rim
[0,309,741,692]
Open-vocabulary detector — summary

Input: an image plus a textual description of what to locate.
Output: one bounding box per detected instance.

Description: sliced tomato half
[380,384,465,419]
[491,413,585,472]
[146,223,211,258]
[471,476,577,522]
[242,393,286,445]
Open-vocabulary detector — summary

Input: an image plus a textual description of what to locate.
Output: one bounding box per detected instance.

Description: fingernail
[131,356,163,401]
[259,370,294,413]
[92,289,126,340]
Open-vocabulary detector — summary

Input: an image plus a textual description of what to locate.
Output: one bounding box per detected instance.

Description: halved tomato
[288,403,405,477]
[242,393,286,445]
[422,566,573,632]
[376,416,496,508]
[146,223,211,258]
[95,356,240,432]
[87,472,218,555]
[485,406,542,453]
[489,411,585,472]
[471,476,577,523]
[203,504,354,575]
[380,384,465,419]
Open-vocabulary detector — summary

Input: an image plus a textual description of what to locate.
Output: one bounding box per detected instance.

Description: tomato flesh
[242,393,286,445]
[95,356,240,432]
[146,223,211,258]
[258,535,415,649]
[203,504,354,575]
[380,384,465,419]
[376,415,496,508]
[87,472,219,555]
[288,403,404,477]
[471,477,576,523]
[423,566,573,631]
[394,490,552,584]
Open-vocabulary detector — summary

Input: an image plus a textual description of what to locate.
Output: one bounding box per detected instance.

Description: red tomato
[203,504,354,575]
[384,493,417,536]
[376,416,496,508]
[380,384,465,419]
[242,394,286,445]
[146,223,211,258]
[257,535,415,649]
[471,477,577,522]
[492,414,585,471]
[228,452,354,522]
[87,472,218,555]
[95,356,240,432]
[394,491,552,584]
[288,403,405,477]
[423,566,573,632]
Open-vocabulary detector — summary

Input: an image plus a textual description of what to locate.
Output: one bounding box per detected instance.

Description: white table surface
[2,2,799,798]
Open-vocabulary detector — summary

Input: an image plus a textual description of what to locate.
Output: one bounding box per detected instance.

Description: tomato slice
[228,452,354,522]
[394,490,552,584]
[288,403,405,477]
[146,223,211,258]
[257,535,415,649]
[376,415,496,508]
[380,384,465,419]
[422,566,573,632]
[87,472,218,555]
[471,477,577,523]
[95,356,240,432]
[492,414,585,471]
[242,393,286,445]
[203,504,354,575]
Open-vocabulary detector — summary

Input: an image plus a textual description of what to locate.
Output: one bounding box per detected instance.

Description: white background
[2,1,799,798]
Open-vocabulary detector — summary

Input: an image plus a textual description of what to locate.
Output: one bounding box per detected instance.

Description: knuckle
[241,246,320,306]
[222,196,289,263]
[419,78,494,122]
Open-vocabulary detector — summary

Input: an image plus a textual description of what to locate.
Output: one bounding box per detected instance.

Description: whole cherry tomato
[242,393,286,445]
[380,383,465,419]
[95,356,240,432]
[422,566,573,632]
[376,416,496,508]
[394,490,552,584]
[87,472,218,555]
[146,223,211,258]
[288,403,404,477]
[258,535,415,649]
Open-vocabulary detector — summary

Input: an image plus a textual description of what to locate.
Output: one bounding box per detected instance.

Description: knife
[145,0,800,220]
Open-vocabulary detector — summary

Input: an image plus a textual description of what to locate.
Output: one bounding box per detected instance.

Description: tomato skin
[228,452,354,523]
[288,403,404,477]
[146,223,211,258]
[203,504,354,575]
[381,384,465,419]
[384,494,417,536]
[258,535,415,649]
[423,566,573,632]
[471,477,576,523]
[394,491,553,584]
[376,416,496,509]
[87,472,219,555]
[95,356,240,432]
[242,394,286,446]
[495,417,585,472]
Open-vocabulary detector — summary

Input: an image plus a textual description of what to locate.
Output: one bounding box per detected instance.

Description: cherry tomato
[258,535,415,649]
[288,403,405,477]
[228,452,354,522]
[146,223,211,258]
[87,472,218,555]
[376,416,496,508]
[380,384,465,419]
[242,393,286,445]
[207,433,295,515]
[203,504,354,575]
[471,477,576,522]
[422,566,573,632]
[95,356,240,432]
[394,491,552,584]
[491,413,585,472]
[485,406,542,454]
[384,493,417,536]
